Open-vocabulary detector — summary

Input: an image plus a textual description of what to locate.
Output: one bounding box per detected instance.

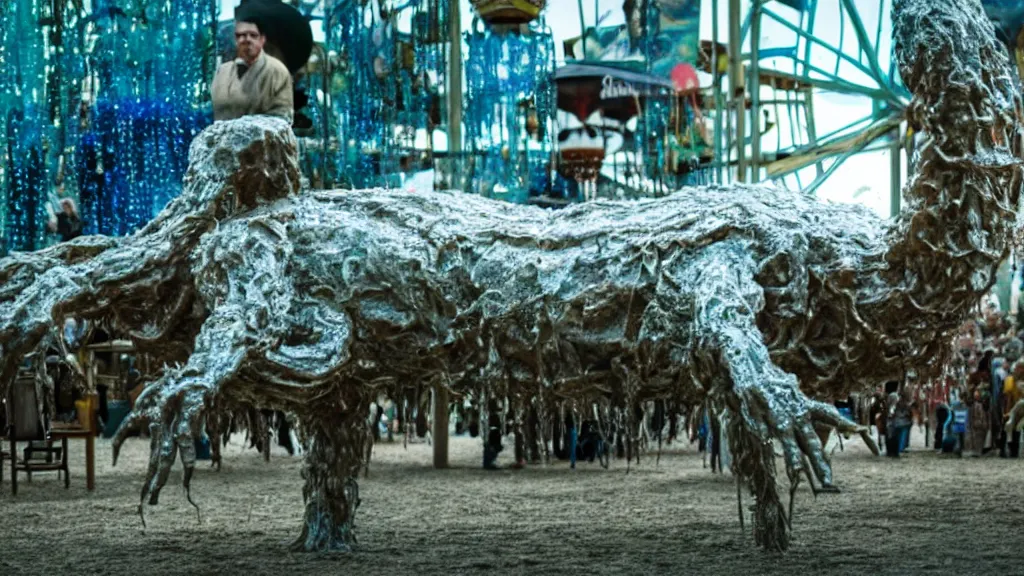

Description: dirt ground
[0,428,1020,576]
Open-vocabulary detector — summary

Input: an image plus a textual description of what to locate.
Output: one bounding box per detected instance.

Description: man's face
[235,21,265,63]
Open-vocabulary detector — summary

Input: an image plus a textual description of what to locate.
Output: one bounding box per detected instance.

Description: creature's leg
[293,404,369,552]
[253,297,363,551]
[699,321,860,550]
[0,268,92,389]
[111,306,256,510]
[690,245,875,551]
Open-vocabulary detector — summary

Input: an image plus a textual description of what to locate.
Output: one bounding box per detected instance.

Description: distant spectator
[483,398,503,470]
[968,389,989,457]
[886,392,912,457]
[1002,362,1024,457]
[47,197,83,242]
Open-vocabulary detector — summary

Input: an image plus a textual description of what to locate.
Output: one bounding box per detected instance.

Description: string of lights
[2,0,50,252]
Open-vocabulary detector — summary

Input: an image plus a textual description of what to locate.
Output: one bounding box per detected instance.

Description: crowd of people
[889,292,1024,458]
[942,293,1024,457]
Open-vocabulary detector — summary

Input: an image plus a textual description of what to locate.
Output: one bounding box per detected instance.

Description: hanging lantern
[470,0,546,26]
[670,63,700,93]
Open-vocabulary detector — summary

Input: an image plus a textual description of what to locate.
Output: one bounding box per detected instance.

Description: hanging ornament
[524,106,540,138]
[470,0,547,26]
[463,22,555,202]
[670,62,699,93]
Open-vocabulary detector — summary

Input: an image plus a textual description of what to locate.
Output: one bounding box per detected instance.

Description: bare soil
[0,429,1019,575]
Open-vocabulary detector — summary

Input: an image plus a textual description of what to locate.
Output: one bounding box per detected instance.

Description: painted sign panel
[566,0,701,81]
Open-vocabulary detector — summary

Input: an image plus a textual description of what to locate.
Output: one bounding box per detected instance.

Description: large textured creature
[0,0,1020,554]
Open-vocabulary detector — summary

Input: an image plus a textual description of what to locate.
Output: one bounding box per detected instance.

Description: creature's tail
[891,0,1023,237]
[894,0,1023,161]
[885,0,1024,377]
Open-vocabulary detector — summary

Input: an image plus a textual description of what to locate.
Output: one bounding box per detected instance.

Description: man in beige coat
[211,16,293,123]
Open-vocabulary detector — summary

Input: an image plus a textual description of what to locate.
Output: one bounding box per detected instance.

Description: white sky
[219,0,901,217]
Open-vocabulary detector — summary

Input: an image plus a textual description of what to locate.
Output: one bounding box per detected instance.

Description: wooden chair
[6,376,69,495]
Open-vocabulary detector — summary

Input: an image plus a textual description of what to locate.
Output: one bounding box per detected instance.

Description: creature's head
[135,116,300,238]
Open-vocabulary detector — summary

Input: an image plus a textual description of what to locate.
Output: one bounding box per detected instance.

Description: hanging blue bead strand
[1,0,53,253]
[463,19,554,204]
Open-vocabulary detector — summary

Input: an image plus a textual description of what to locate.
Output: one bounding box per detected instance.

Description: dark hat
[234,0,313,74]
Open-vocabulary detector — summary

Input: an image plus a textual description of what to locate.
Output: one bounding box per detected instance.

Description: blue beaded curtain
[0,0,215,254]
[77,0,214,237]
[1,0,52,252]
[324,0,395,188]
[463,21,555,204]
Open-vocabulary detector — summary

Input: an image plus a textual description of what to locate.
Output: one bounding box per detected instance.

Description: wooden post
[433,385,449,469]
[86,348,94,391]
[711,0,724,184]
[85,391,98,492]
[85,432,95,491]
[447,0,462,163]
[728,0,746,182]
[749,0,762,182]
[431,0,457,471]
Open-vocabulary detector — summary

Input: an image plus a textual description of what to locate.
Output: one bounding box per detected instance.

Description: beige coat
[211,51,293,123]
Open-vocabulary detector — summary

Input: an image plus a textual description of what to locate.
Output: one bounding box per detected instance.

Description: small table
[51,423,95,491]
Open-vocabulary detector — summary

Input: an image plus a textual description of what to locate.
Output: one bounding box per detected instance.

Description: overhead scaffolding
[710,0,908,212]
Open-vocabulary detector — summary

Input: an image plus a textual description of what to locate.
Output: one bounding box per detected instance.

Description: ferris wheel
[718,0,909,216]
